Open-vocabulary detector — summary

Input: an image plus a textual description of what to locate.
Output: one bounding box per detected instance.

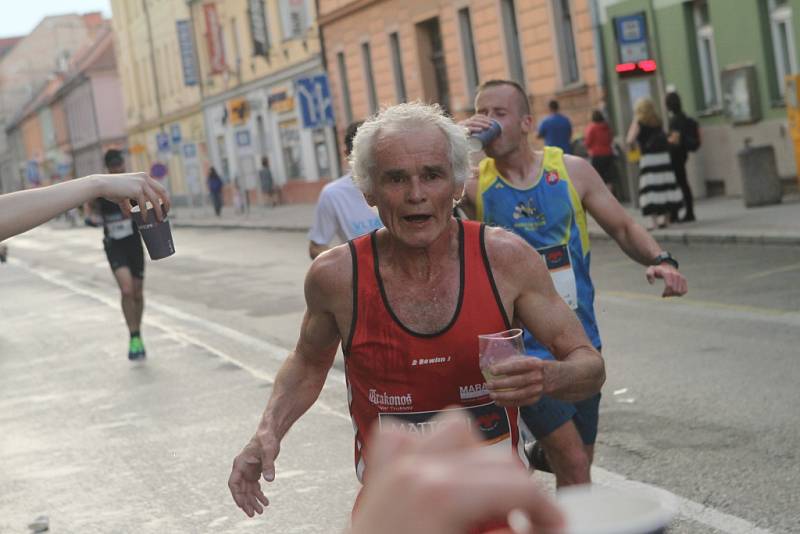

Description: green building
[597,0,799,198]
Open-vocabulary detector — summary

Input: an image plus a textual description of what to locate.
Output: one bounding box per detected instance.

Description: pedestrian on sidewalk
[537,99,573,154]
[626,97,684,230]
[259,156,279,207]
[666,91,699,223]
[207,167,223,217]
[460,79,688,489]
[227,102,605,527]
[87,150,155,360]
[584,109,619,197]
[307,121,382,259]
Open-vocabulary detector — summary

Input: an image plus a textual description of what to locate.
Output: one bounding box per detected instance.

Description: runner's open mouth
[403,214,432,223]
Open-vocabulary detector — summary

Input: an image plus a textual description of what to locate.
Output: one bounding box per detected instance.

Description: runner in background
[461,79,687,488]
[89,150,150,360]
[308,121,383,259]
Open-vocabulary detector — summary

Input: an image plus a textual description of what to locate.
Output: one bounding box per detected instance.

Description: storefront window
[279,119,303,180]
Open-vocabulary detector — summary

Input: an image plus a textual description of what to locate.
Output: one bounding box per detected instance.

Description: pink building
[54,26,126,177]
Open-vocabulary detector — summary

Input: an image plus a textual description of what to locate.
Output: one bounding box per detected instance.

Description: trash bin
[738,142,782,208]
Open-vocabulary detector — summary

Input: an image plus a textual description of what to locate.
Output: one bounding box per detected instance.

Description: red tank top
[344,220,525,482]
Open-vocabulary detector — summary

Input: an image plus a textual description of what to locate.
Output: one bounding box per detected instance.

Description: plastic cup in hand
[131,203,175,260]
[468,119,502,152]
[478,328,524,386]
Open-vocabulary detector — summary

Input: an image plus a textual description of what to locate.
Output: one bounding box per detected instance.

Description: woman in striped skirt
[626,97,683,230]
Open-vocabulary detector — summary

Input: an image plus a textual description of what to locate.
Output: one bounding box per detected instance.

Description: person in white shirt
[308,121,383,259]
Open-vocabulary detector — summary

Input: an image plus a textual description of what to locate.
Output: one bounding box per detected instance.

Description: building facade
[318,0,605,150]
[0,13,105,192]
[599,0,800,197]
[110,0,209,206]
[190,0,338,204]
[59,27,127,178]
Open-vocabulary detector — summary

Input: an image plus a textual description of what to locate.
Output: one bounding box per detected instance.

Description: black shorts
[104,234,144,279]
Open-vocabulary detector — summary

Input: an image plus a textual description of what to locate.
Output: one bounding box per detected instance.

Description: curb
[171,220,309,233]
[171,220,799,246]
[588,230,800,247]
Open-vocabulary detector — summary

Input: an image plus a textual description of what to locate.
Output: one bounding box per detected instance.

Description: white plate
[557,484,675,534]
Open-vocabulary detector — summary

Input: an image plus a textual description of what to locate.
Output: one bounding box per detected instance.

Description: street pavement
[168,193,800,246]
[1,222,799,533]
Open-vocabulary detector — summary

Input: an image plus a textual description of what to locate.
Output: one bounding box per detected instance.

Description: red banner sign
[203,3,226,74]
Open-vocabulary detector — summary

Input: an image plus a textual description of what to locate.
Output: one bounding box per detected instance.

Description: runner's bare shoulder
[482,226,548,286]
[305,244,353,310]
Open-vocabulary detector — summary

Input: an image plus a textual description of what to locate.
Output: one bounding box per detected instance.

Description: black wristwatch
[652,251,679,269]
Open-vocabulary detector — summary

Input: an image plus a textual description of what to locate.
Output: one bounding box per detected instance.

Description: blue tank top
[476,147,601,358]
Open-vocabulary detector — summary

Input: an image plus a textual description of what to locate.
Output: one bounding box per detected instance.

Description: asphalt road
[1,223,798,533]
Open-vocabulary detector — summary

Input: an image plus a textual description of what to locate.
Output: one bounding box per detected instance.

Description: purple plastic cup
[468,119,502,151]
[131,203,175,260]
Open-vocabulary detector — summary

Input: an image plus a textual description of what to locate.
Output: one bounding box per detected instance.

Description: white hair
[349,101,470,193]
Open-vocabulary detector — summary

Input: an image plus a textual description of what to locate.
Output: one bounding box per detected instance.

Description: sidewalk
[170,194,800,246]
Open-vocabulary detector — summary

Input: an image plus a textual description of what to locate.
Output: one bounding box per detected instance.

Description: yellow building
[110,0,209,206]
[189,0,338,203]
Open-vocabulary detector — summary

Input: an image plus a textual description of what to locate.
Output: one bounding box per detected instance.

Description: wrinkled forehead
[373,124,451,172]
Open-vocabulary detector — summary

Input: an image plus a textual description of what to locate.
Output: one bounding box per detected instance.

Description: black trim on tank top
[372,220,466,338]
[343,239,361,355]
[479,224,512,328]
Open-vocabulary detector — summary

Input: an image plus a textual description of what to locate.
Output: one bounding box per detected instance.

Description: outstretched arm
[0,173,169,241]
[228,250,345,517]
[568,156,688,297]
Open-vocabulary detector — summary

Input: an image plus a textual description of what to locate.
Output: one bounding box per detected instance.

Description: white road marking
[592,467,772,534]
[11,258,774,533]
[11,259,350,422]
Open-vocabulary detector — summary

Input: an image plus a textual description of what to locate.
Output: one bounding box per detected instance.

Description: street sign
[26,160,40,185]
[236,130,251,147]
[228,98,250,125]
[170,124,182,144]
[150,162,168,179]
[295,74,334,129]
[614,13,650,64]
[183,143,197,159]
[156,132,170,152]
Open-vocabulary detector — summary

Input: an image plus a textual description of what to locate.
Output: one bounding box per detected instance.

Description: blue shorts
[520,392,601,445]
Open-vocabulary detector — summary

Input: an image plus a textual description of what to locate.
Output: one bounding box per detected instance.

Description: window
[389,32,407,102]
[279,0,310,40]
[500,0,525,87]
[279,119,304,180]
[552,0,580,85]
[458,8,479,104]
[769,0,798,97]
[362,42,378,114]
[337,52,353,123]
[694,0,721,109]
[416,17,451,113]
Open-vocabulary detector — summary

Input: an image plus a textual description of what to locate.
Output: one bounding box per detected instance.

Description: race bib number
[105,218,134,240]
[378,402,511,449]
[538,244,578,310]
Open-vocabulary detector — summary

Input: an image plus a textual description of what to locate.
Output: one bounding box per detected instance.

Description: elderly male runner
[228,102,605,520]
[460,80,688,487]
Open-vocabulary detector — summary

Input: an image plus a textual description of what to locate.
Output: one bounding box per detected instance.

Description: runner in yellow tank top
[460,80,688,489]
